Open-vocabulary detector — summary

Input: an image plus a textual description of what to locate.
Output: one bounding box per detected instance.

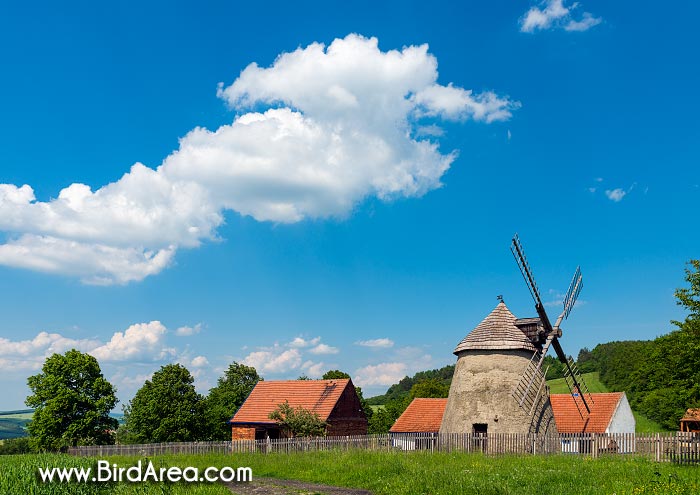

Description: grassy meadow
[2,450,699,495]
[547,372,609,394]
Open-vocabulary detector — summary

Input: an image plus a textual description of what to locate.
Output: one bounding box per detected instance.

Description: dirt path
[225,476,373,495]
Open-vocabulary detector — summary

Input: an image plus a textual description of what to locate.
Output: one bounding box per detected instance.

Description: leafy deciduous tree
[204,362,261,440]
[26,349,118,451]
[122,364,205,443]
[367,397,410,434]
[409,378,449,399]
[268,401,327,437]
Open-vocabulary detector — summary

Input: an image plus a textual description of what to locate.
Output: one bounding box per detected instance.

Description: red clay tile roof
[390,398,448,433]
[681,408,700,421]
[454,302,537,354]
[550,392,624,433]
[231,379,351,425]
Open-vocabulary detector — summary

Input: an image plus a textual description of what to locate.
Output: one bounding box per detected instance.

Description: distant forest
[368,260,700,432]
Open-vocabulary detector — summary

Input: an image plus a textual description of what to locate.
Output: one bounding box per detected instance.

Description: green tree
[204,362,261,440]
[542,355,566,380]
[576,347,597,374]
[268,401,327,437]
[25,349,118,451]
[409,378,449,399]
[674,259,700,327]
[322,370,350,380]
[122,364,205,443]
[367,397,410,434]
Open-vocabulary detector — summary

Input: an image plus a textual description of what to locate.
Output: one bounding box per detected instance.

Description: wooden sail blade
[562,267,583,320]
[511,234,543,307]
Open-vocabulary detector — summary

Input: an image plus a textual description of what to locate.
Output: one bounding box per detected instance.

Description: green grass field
[2,451,698,495]
[547,372,609,394]
[546,372,668,433]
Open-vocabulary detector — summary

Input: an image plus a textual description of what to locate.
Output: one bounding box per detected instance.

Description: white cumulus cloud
[308,343,339,355]
[520,0,601,33]
[242,348,302,374]
[355,338,394,349]
[0,34,517,285]
[354,362,408,387]
[288,336,321,348]
[0,320,182,373]
[190,356,209,368]
[175,323,203,337]
[89,321,171,362]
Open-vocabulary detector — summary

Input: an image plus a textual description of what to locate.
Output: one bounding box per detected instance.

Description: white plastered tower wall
[439,301,558,435]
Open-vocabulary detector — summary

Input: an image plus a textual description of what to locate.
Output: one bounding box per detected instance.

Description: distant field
[0,410,33,421]
[0,409,124,440]
[0,410,32,440]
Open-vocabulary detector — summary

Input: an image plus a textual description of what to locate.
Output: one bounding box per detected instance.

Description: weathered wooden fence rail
[68,432,700,463]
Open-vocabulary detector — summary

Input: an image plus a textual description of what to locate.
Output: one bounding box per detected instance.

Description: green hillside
[547,372,608,394]
[0,410,32,440]
[0,409,125,440]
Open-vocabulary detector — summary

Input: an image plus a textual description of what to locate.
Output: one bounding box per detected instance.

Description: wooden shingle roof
[454,301,537,355]
[681,408,700,421]
[231,379,351,425]
[550,392,625,433]
[390,398,448,433]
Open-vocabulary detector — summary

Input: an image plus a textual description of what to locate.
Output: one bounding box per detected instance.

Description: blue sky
[0,0,698,410]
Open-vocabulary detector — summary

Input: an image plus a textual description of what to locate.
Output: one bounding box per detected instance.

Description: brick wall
[231,426,255,441]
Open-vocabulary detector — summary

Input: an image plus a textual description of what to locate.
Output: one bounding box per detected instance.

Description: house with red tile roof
[550,392,635,453]
[229,378,367,440]
[390,398,448,450]
[680,408,700,432]
[390,398,448,434]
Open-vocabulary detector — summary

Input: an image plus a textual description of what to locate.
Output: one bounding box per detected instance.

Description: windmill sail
[509,235,594,419]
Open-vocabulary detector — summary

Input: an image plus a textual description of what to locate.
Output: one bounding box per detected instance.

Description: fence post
[655,433,660,462]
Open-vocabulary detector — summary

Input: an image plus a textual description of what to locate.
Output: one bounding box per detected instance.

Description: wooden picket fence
[68,432,700,463]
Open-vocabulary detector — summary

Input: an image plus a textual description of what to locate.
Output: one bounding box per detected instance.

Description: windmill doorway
[472,423,488,452]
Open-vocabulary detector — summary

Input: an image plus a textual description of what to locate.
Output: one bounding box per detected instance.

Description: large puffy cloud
[0,321,173,371]
[90,321,172,362]
[0,34,517,284]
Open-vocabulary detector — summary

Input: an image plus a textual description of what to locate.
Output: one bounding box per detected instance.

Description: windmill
[510,234,594,420]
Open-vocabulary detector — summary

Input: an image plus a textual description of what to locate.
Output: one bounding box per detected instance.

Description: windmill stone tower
[439,300,557,436]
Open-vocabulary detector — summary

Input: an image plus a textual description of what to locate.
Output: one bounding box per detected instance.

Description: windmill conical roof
[454,301,537,354]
